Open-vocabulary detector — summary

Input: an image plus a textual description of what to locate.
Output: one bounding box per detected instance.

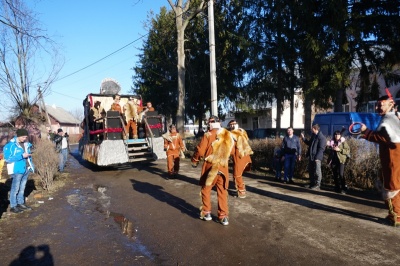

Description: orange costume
[230,128,253,198]
[162,129,185,178]
[362,112,400,226]
[191,126,235,223]
[124,98,139,139]
[111,103,122,114]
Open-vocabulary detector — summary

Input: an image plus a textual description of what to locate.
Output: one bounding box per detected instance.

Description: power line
[55,33,149,83]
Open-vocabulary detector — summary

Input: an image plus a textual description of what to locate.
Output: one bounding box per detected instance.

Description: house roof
[46,104,80,124]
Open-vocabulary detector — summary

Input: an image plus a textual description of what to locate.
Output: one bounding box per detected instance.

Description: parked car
[245,129,253,139]
[312,112,381,137]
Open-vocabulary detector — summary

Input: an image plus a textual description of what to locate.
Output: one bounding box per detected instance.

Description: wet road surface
[0,145,399,265]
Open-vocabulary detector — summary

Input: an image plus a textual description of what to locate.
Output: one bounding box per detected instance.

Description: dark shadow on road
[9,244,54,266]
[1,179,36,219]
[243,170,384,209]
[247,181,382,224]
[0,181,10,218]
[258,179,385,210]
[130,179,199,219]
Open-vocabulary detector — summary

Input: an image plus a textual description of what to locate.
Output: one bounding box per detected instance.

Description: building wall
[235,93,305,130]
[346,66,400,111]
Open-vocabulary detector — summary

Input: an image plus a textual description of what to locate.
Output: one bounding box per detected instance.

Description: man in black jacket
[53,128,68,172]
[301,124,326,190]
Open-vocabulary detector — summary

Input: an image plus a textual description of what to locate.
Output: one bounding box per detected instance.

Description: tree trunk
[176,25,186,134]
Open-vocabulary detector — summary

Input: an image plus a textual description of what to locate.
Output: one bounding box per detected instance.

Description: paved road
[0,146,399,265]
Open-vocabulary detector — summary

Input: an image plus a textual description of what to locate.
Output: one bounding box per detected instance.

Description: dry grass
[31,139,59,191]
[186,136,381,190]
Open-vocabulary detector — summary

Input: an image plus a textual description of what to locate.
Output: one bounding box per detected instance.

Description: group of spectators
[3,93,400,229]
[274,125,350,194]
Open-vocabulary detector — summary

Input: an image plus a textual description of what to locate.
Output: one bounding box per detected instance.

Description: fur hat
[16,128,28,137]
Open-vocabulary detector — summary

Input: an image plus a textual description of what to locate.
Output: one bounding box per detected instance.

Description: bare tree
[0,0,63,119]
[70,107,84,123]
[167,0,205,132]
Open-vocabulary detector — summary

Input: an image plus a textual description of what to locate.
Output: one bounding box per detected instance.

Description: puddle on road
[107,211,135,238]
[66,184,154,259]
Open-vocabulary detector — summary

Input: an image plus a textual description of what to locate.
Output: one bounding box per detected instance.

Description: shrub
[31,139,59,191]
[185,134,381,190]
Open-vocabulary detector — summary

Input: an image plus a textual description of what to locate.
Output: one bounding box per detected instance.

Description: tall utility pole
[208,0,218,116]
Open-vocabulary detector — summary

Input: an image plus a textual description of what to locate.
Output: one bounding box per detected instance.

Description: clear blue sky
[29,0,169,118]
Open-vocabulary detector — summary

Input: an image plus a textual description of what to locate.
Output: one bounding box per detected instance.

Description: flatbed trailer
[79,93,165,166]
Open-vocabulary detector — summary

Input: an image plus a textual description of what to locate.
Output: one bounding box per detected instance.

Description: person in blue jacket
[4,128,35,213]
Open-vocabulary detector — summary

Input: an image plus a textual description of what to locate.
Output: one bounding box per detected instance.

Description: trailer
[78,93,166,166]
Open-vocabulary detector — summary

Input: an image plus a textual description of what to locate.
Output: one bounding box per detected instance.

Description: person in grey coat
[301,124,326,190]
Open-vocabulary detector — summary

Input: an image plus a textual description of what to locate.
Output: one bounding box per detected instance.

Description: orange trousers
[201,174,228,220]
[386,192,400,226]
[125,120,137,138]
[233,172,245,192]
[166,152,180,175]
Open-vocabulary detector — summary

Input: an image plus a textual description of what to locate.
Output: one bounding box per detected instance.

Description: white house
[234,91,305,130]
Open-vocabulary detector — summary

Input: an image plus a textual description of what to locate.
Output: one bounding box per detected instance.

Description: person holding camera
[53,128,68,172]
[327,130,350,194]
[4,128,34,214]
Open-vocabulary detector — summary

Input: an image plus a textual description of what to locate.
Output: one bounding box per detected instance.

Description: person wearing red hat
[360,95,400,226]
[4,128,35,214]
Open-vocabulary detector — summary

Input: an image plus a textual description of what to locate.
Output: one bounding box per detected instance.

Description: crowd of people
[89,94,156,140]
[272,125,351,194]
[3,92,400,227]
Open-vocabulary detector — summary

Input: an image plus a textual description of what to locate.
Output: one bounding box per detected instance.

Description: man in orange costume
[110,94,123,114]
[360,94,400,227]
[162,124,185,179]
[191,116,235,226]
[227,120,253,199]
[124,97,139,139]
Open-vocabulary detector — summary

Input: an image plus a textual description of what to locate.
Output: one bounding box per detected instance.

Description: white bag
[7,163,14,175]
